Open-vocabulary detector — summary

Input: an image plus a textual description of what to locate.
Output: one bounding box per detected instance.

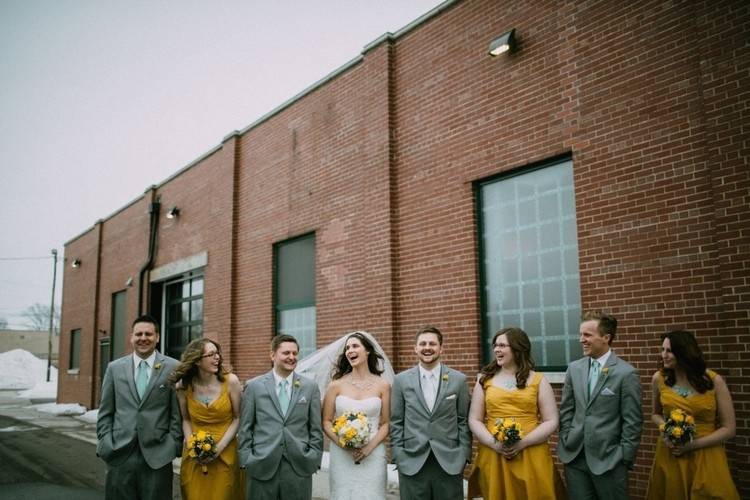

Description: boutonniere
[442,374,449,382]
[601,367,609,375]
[293,379,301,388]
[154,363,162,370]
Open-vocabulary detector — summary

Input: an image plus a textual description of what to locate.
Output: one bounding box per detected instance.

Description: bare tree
[21,303,60,334]
[0,317,7,329]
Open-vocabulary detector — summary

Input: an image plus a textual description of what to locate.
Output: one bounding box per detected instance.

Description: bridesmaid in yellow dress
[646,330,739,500]
[468,327,565,500]
[170,338,244,500]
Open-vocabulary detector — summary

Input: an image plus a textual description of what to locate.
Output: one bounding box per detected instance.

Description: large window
[274,233,316,358]
[163,273,204,360]
[110,290,127,360]
[69,329,81,370]
[478,157,582,370]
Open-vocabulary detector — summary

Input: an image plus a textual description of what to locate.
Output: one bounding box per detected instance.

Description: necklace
[197,395,213,405]
[348,377,374,390]
[673,385,693,398]
[496,374,517,390]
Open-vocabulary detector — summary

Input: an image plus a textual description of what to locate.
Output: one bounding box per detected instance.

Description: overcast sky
[0,0,445,330]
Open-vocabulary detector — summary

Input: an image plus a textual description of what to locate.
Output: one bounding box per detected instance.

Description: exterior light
[489,29,516,56]
[167,206,180,219]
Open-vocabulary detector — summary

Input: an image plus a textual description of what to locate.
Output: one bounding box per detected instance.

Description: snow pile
[17,380,57,399]
[77,409,98,424]
[0,349,57,389]
[33,402,87,416]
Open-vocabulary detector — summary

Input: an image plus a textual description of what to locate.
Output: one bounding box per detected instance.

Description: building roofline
[64,0,459,248]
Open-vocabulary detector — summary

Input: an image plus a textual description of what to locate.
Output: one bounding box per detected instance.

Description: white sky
[0,0,446,330]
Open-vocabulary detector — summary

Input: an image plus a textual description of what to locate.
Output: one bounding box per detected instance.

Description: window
[275,233,316,358]
[110,290,127,360]
[163,273,204,360]
[478,156,582,370]
[69,329,81,370]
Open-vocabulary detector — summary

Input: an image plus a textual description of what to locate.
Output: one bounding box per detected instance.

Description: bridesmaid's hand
[499,440,524,460]
[669,441,695,457]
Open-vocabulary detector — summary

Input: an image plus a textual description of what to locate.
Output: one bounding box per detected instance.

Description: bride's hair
[331,331,384,380]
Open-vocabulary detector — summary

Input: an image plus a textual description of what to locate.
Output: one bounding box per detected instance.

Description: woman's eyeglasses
[201,351,221,359]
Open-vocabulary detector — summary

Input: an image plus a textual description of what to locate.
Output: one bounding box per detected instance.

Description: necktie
[588,360,600,397]
[136,360,149,399]
[278,379,290,414]
[423,373,437,411]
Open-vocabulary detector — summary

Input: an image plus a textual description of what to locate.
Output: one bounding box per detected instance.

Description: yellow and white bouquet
[490,417,524,447]
[659,408,695,447]
[188,430,217,474]
[332,411,371,449]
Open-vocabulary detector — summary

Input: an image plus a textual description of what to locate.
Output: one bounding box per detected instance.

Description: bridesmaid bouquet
[188,430,217,474]
[490,417,524,447]
[332,411,371,449]
[659,408,696,446]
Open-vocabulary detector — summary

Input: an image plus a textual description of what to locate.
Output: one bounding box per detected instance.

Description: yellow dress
[646,370,739,500]
[468,372,565,500]
[181,379,244,500]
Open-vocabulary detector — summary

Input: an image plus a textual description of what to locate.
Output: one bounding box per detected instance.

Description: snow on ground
[17,380,57,399]
[78,409,98,423]
[0,349,57,390]
[33,402,87,416]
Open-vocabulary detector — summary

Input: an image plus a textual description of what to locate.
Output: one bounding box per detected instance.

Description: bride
[314,331,392,500]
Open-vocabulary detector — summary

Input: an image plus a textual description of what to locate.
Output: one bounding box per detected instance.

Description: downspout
[138,192,161,316]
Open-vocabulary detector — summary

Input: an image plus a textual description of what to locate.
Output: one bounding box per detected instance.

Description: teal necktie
[278,379,290,414]
[588,360,600,397]
[136,360,149,399]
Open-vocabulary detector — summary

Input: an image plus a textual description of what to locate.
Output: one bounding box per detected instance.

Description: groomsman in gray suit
[391,326,472,500]
[558,311,643,500]
[96,315,182,500]
[238,334,323,500]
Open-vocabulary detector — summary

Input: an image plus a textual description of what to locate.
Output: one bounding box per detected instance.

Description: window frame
[160,270,204,360]
[475,153,581,371]
[68,328,81,372]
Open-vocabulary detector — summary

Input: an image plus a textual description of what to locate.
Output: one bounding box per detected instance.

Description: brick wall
[60,0,749,497]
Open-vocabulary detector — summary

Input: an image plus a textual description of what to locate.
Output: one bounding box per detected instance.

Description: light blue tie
[278,379,290,414]
[136,360,149,399]
[588,360,600,397]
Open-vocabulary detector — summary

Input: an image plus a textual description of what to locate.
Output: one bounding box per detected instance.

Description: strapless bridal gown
[329,395,387,500]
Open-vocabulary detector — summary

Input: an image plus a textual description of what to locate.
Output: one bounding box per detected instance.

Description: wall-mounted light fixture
[126,276,133,287]
[166,206,180,219]
[489,29,516,56]
[71,259,81,268]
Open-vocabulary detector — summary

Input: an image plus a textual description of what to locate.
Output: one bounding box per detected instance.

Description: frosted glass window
[479,159,582,368]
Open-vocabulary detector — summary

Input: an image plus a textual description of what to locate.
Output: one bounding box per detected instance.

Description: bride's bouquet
[187,430,217,474]
[490,417,524,447]
[659,408,695,446]
[332,411,371,449]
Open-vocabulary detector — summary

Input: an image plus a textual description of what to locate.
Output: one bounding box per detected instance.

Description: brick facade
[58,1,749,497]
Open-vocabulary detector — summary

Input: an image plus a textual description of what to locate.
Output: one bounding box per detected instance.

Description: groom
[238,334,323,500]
[391,326,472,500]
[96,315,182,500]
[558,311,643,500]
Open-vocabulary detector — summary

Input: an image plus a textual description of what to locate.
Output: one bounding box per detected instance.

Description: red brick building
[58,0,749,497]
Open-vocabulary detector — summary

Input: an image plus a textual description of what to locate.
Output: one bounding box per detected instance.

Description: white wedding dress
[329,395,387,500]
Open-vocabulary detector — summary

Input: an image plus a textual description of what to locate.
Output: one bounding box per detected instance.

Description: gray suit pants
[104,444,173,500]
[246,456,312,500]
[565,451,628,500]
[398,451,463,500]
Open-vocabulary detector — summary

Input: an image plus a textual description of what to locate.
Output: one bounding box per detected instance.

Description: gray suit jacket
[237,371,323,480]
[558,351,642,475]
[96,352,182,469]
[390,365,472,476]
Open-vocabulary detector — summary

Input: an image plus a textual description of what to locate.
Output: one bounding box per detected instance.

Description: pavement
[0,390,401,499]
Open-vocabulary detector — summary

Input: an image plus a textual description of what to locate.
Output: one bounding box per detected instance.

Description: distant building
[0,329,59,365]
[57,1,749,498]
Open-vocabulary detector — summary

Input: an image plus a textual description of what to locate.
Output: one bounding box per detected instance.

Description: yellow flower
[188,449,197,458]
[294,379,301,388]
[442,374,449,382]
[196,430,207,442]
[672,427,683,438]
[154,363,162,370]
[670,410,685,423]
[658,423,666,432]
[685,415,695,425]
[202,443,212,452]
[601,367,609,374]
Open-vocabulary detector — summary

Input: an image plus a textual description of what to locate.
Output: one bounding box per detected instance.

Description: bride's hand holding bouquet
[332,411,372,463]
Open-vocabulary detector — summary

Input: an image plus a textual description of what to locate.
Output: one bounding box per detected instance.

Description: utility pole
[47,249,57,383]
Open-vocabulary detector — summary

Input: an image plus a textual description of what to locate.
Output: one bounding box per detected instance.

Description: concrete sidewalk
[0,391,400,499]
